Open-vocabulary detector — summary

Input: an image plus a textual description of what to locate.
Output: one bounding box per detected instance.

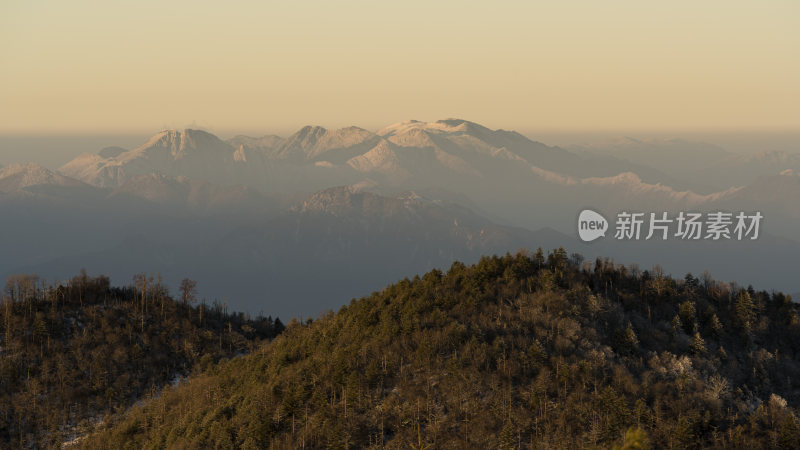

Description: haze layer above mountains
[1,119,798,318]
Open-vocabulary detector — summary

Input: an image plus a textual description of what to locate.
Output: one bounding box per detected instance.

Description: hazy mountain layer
[1,119,797,316]
[573,138,800,192]
[10,185,568,319]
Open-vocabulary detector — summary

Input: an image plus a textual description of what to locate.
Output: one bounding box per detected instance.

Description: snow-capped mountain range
[2,118,798,317]
[50,119,795,233]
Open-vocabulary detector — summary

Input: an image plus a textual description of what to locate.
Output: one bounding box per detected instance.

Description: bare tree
[133,273,152,333]
[180,278,198,306]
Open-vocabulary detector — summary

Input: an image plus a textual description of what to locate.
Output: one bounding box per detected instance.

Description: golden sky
[1,0,798,134]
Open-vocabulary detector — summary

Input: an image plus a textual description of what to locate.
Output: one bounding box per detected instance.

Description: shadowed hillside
[0,272,284,448]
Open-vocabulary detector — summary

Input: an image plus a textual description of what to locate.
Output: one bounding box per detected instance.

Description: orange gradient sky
[1,0,798,134]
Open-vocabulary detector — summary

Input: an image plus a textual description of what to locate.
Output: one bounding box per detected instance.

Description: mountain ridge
[77,251,800,449]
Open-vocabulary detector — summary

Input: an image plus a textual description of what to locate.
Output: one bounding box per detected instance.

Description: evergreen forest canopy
[0,271,284,448]
[52,249,800,449]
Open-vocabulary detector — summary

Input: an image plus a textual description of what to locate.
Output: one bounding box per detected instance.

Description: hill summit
[82,250,800,449]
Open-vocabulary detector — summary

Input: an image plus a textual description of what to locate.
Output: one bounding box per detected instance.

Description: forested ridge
[0,271,284,448]
[78,249,800,449]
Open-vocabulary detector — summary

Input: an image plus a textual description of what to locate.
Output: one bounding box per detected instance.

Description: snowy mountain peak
[59,129,237,188]
[275,125,378,161]
[434,118,491,134]
[179,129,225,153]
[378,118,490,137]
[131,129,229,160]
[347,140,409,180]
[145,129,180,149]
[376,120,423,136]
[291,125,327,143]
[275,126,328,159]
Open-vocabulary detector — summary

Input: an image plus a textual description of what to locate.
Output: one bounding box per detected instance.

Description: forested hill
[0,272,284,448]
[82,250,800,449]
